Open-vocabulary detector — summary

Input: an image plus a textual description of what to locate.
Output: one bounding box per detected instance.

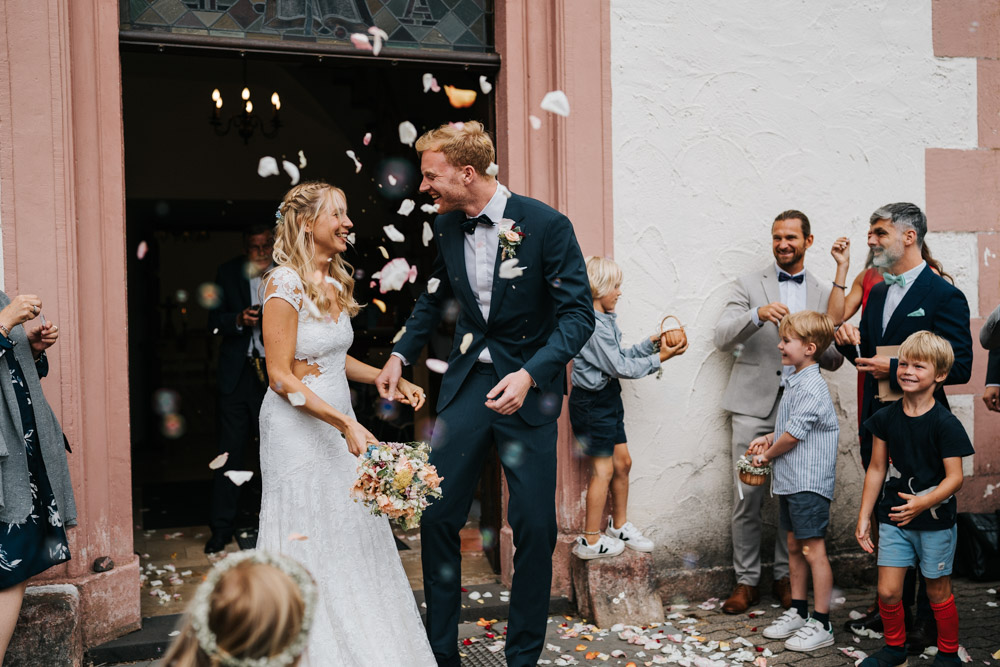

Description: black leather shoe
[204,532,231,554]
[906,615,938,655]
[845,604,883,637]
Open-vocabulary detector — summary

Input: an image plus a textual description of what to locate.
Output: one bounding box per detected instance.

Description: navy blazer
[987,349,1000,385]
[209,256,256,396]
[837,264,972,439]
[393,193,595,426]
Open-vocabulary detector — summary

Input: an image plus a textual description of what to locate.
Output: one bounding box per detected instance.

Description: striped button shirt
[771,363,839,499]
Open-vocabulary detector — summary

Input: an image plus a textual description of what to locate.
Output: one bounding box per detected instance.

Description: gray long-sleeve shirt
[570,311,659,391]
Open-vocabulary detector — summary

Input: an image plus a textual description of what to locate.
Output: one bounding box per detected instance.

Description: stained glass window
[121,0,494,53]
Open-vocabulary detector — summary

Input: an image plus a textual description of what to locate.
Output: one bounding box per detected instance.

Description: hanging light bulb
[216,97,223,109]
[211,88,221,102]
[245,100,253,113]
[271,92,281,110]
[241,87,250,101]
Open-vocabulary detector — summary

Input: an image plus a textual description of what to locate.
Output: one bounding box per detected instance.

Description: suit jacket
[209,256,256,395]
[981,303,1000,350]
[714,264,843,419]
[393,193,595,426]
[987,349,1000,385]
[836,264,972,438]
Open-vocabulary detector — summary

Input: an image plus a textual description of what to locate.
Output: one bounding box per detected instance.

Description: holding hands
[746,434,774,467]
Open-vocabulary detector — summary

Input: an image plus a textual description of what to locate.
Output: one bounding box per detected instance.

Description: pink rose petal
[426,358,449,374]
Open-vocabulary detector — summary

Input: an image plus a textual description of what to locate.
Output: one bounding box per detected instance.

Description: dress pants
[421,364,558,667]
[210,359,266,539]
[730,394,789,586]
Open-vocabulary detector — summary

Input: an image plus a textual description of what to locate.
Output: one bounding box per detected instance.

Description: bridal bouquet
[351,441,443,530]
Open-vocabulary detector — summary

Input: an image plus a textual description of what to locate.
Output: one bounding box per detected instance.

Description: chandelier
[209,60,281,144]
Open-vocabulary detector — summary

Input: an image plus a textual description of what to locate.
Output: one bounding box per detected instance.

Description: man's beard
[871,238,904,269]
[774,249,804,271]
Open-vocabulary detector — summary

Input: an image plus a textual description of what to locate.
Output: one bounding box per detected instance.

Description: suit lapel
[882,265,933,343]
[439,212,488,330]
[487,195,524,325]
[761,265,780,306]
[804,270,825,311]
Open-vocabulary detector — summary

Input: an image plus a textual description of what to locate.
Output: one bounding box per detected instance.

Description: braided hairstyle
[272,181,360,318]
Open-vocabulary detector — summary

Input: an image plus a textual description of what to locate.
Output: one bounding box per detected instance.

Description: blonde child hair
[162,551,315,667]
[584,256,623,300]
[414,120,496,175]
[898,330,955,377]
[273,181,360,318]
[778,310,835,355]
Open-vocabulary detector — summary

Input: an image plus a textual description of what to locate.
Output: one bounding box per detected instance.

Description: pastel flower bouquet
[351,441,443,530]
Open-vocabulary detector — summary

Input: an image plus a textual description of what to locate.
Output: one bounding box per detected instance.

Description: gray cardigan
[0,292,76,525]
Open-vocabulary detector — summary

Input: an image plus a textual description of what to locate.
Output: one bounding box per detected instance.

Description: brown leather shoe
[772,575,792,609]
[722,583,760,614]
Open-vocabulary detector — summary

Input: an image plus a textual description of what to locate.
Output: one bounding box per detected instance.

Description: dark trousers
[421,364,558,667]
[210,360,266,538]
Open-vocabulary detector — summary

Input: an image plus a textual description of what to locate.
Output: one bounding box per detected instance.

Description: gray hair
[869,202,926,247]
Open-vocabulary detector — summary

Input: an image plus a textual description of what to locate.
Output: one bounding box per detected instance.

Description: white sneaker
[605,518,654,552]
[783,618,834,652]
[761,608,806,639]
[572,535,625,560]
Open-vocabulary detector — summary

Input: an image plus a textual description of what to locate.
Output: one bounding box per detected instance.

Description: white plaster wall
[609,0,977,569]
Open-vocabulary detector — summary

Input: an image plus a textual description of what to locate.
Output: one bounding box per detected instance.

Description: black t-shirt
[864,401,974,530]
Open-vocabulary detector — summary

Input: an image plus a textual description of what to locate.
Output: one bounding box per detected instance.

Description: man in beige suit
[714,210,843,614]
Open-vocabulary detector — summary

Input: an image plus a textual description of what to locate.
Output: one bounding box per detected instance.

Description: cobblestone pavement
[458,578,1000,666]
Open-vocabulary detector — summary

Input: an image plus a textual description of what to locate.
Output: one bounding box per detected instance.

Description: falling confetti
[378,246,389,259]
[499,258,525,279]
[397,199,415,216]
[350,33,372,51]
[459,332,474,354]
[368,26,388,56]
[444,85,477,108]
[399,121,418,147]
[257,156,280,178]
[529,115,542,130]
[208,453,229,470]
[298,150,307,168]
[363,132,372,146]
[347,232,356,244]
[388,175,397,186]
[287,392,306,406]
[426,358,449,374]
[427,277,441,294]
[420,203,440,214]
[422,72,441,93]
[346,150,362,174]
[540,90,571,116]
[137,241,149,260]
[479,76,493,94]
[324,276,343,291]
[282,159,300,185]
[224,470,254,486]
[371,298,386,313]
[391,326,406,344]
[287,533,309,542]
[486,162,499,177]
[376,257,418,292]
[422,221,434,247]
[383,224,405,242]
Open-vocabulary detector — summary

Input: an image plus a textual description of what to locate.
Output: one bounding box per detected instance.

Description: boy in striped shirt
[748,310,839,652]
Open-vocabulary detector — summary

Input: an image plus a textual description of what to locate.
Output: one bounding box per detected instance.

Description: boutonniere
[497,218,525,260]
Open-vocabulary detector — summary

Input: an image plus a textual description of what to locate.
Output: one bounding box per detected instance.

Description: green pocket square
[907,308,925,317]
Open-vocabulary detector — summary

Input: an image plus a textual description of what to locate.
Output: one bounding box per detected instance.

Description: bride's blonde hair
[272,181,360,318]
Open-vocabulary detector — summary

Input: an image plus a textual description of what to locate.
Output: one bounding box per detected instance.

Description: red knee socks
[878,598,907,648]
[931,595,959,653]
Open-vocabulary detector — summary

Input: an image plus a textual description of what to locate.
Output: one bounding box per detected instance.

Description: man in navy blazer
[204,224,274,554]
[376,121,594,667]
[834,202,972,651]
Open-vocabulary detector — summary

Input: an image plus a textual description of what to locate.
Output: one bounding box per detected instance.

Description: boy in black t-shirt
[857,331,973,667]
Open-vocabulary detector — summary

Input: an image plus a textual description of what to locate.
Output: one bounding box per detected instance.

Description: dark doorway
[123,47,503,572]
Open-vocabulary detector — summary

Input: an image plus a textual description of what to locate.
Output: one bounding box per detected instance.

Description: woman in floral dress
[0,292,75,662]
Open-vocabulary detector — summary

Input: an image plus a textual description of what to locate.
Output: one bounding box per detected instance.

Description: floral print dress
[0,337,70,588]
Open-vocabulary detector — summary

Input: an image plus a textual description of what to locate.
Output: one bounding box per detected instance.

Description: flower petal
[363,132,372,146]
[486,162,499,177]
[540,90,571,116]
[397,199,415,216]
[287,532,309,541]
[257,156,280,178]
[137,241,149,260]
[378,246,389,259]
[459,332,474,354]
[287,392,306,407]
[345,150,362,174]
[224,470,254,486]
[399,121,418,147]
[499,258,525,279]
[426,358,449,374]
[367,26,388,56]
[529,115,542,130]
[391,326,406,344]
[422,73,436,93]
[372,298,386,313]
[420,203,440,214]
[208,452,229,470]
[479,75,493,94]
[282,160,300,186]
[444,85,477,109]
[427,277,441,294]
[298,149,307,169]
[383,224,405,242]
[388,175,397,186]
[350,33,373,51]
[422,221,434,247]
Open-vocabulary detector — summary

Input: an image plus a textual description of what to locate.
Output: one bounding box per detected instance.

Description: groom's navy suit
[393,191,594,667]
[836,264,972,467]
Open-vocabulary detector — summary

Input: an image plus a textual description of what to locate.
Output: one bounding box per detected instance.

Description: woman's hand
[0,294,42,334]
[395,378,426,410]
[27,321,59,357]
[830,237,850,266]
[343,419,378,457]
[659,335,689,361]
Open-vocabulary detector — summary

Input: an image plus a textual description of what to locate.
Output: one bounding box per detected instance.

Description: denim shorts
[568,379,627,458]
[877,522,957,579]
[778,491,831,539]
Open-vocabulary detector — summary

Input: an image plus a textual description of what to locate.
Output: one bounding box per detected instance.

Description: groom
[376,121,594,667]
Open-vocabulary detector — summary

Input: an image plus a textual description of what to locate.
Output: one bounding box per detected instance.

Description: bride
[256,181,436,666]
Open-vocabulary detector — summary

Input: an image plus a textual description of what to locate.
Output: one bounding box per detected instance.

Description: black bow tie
[460,214,496,235]
[778,272,804,284]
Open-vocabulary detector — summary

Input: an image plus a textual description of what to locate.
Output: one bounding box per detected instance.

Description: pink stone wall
[929,0,1000,512]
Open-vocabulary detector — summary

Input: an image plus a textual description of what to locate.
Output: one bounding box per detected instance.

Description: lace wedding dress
[256,267,436,666]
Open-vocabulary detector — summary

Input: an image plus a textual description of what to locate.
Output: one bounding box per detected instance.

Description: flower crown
[189,550,317,667]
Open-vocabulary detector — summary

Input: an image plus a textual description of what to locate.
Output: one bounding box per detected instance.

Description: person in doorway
[375,121,594,667]
[204,223,274,554]
[569,255,687,560]
[713,210,843,615]
[0,292,75,663]
[834,203,972,653]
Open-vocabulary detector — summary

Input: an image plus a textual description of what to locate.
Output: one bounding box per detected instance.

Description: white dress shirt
[749,265,807,384]
[882,261,926,334]
[465,183,508,363]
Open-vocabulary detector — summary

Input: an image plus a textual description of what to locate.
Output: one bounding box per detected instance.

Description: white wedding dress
[256,267,436,666]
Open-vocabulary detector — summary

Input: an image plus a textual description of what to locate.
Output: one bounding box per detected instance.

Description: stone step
[571,548,664,628]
